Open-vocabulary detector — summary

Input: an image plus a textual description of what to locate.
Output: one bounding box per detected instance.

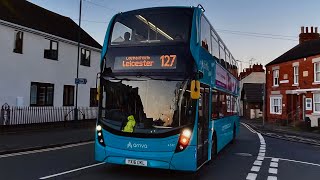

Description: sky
[28,0,320,71]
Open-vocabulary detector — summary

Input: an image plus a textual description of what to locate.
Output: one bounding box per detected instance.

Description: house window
[80,48,91,66]
[273,69,279,86]
[313,94,320,113]
[314,62,320,82]
[306,98,312,111]
[13,31,23,54]
[30,82,54,106]
[90,88,98,107]
[270,96,282,114]
[293,66,299,84]
[63,85,74,106]
[44,40,58,60]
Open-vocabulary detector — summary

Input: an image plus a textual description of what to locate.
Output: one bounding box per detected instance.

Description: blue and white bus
[95,5,240,171]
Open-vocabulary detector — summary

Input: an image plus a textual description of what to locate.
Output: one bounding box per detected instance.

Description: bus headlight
[96,124,105,146]
[175,128,192,152]
[96,125,102,131]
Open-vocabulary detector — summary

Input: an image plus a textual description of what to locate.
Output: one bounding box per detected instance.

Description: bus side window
[211,90,219,119]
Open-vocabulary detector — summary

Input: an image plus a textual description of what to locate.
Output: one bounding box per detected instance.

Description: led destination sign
[114,55,177,70]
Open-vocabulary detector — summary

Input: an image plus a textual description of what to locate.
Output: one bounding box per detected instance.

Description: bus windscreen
[100,78,196,134]
[110,8,193,46]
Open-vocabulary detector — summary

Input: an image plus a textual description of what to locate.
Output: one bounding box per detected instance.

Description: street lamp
[75,0,82,120]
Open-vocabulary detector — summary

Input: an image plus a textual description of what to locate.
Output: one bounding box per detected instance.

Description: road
[1,124,320,180]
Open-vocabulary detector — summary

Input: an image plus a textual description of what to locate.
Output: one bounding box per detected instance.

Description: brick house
[265,26,320,127]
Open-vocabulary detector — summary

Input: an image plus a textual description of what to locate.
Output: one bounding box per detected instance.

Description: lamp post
[75,0,82,120]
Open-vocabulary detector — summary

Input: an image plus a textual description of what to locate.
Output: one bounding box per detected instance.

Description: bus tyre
[231,125,236,144]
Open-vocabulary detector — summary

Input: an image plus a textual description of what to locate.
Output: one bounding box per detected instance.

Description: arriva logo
[127,142,148,149]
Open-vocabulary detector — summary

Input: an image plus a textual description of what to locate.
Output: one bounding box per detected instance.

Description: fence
[0,105,98,125]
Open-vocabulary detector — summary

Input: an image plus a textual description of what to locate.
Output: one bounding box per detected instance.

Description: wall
[0,24,101,107]
[266,54,320,122]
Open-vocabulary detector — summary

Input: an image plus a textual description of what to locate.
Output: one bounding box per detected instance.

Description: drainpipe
[302,94,306,122]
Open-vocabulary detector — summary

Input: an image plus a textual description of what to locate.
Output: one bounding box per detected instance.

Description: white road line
[251,166,260,172]
[245,130,266,180]
[241,123,257,134]
[246,173,257,180]
[271,158,279,162]
[257,156,264,161]
[39,162,104,179]
[269,168,278,174]
[0,141,94,159]
[254,160,262,166]
[265,157,320,167]
[270,162,278,168]
[267,176,277,180]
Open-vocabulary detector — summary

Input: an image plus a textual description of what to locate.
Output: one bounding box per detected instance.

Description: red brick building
[265,26,320,127]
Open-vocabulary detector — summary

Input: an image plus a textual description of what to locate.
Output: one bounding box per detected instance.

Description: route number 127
[160,55,176,67]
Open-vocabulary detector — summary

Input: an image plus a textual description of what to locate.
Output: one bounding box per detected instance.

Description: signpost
[75,78,87,84]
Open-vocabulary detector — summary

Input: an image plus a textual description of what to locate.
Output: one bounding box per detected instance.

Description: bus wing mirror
[191,80,200,99]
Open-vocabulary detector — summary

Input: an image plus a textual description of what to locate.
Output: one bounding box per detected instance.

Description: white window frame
[270,96,282,114]
[273,69,279,86]
[305,98,312,111]
[314,62,320,82]
[293,66,299,84]
[313,94,320,113]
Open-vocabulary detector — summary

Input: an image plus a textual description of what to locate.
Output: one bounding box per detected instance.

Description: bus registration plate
[125,159,147,167]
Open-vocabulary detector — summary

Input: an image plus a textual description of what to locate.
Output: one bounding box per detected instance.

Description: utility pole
[75,0,82,120]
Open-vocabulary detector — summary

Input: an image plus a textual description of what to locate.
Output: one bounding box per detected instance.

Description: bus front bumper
[95,142,197,171]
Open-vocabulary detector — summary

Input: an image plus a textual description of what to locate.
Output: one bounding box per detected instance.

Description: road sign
[75,78,87,84]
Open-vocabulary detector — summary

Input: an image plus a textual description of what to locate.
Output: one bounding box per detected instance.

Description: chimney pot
[311,26,314,33]
[316,27,318,33]
[306,27,309,33]
[301,26,304,33]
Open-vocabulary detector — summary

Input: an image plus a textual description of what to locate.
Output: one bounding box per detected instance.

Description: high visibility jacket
[122,115,136,133]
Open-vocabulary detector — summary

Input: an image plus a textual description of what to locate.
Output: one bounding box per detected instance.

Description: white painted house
[0,0,102,108]
[239,65,266,118]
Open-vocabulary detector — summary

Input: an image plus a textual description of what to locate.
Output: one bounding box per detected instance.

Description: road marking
[241,123,257,134]
[270,162,278,168]
[235,153,253,157]
[265,157,320,167]
[259,149,266,153]
[39,162,104,179]
[267,176,277,180]
[269,168,278,174]
[246,173,257,180]
[271,158,279,162]
[0,141,94,159]
[251,166,260,172]
[257,156,264,161]
[245,130,266,180]
[254,160,262,166]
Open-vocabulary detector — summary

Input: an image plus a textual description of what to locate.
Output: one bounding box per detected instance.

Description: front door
[197,84,210,167]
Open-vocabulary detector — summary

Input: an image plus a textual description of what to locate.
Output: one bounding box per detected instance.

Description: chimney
[299,26,320,44]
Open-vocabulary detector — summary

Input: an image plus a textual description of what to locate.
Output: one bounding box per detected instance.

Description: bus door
[197,84,210,167]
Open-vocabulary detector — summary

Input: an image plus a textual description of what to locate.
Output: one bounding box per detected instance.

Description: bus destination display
[114,55,177,70]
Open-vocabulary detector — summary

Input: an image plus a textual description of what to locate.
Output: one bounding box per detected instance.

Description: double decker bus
[95,5,240,171]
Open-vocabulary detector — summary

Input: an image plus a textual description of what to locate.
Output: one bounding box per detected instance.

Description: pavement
[242,118,320,146]
[0,125,95,154]
[1,124,320,180]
